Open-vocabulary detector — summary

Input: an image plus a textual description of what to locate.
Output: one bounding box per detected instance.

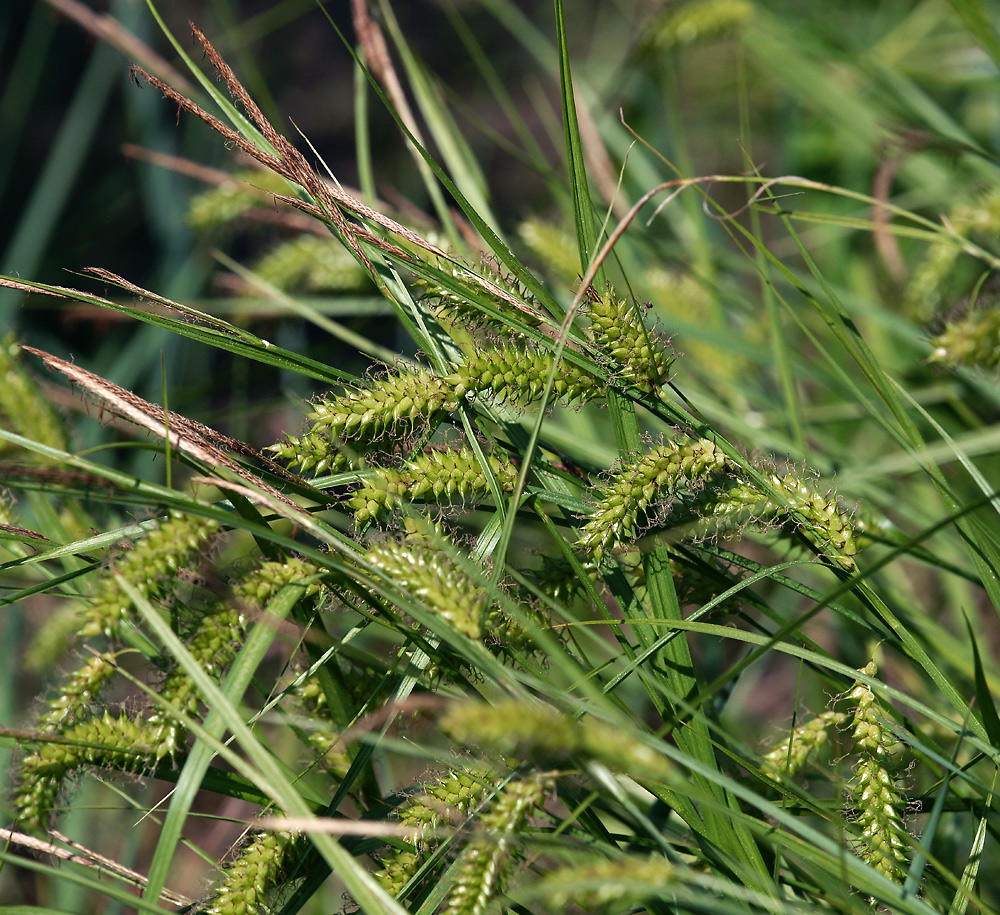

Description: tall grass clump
[2,1,1000,913]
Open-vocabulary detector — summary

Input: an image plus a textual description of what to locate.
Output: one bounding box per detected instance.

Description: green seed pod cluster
[929,307,1000,372]
[25,605,83,672]
[0,334,69,454]
[525,554,592,604]
[848,662,909,884]
[690,471,860,570]
[268,367,457,475]
[538,856,677,911]
[443,699,672,779]
[366,537,486,639]
[15,710,163,833]
[348,447,519,525]
[266,427,360,475]
[761,471,859,569]
[392,517,552,661]
[271,346,599,478]
[252,235,370,292]
[201,830,303,915]
[234,556,324,607]
[586,291,673,397]
[578,438,728,562]
[36,653,117,735]
[82,512,221,639]
[482,602,556,663]
[443,772,552,915]
[450,344,600,406]
[374,766,500,897]
[645,0,755,49]
[310,368,458,442]
[762,709,848,777]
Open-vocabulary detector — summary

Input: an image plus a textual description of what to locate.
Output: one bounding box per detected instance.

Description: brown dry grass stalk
[23,346,298,505]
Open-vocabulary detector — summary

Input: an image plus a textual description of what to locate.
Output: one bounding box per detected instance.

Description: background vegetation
[2,0,1000,912]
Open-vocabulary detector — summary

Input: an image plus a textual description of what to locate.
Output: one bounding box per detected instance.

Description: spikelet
[36,653,117,735]
[847,661,909,884]
[366,537,486,639]
[443,699,672,779]
[374,766,500,897]
[0,334,69,454]
[928,306,1000,372]
[578,438,728,563]
[348,446,519,525]
[762,709,847,777]
[14,711,164,832]
[450,344,601,406]
[538,856,677,911]
[201,829,304,915]
[526,554,593,604]
[646,0,755,49]
[234,556,325,607]
[308,367,458,441]
[690,471,860,570]
[25,605,83,671]
[252,235,370,292]
[267,427,361,475]
[81,512,220,639]
[442,773,552,915]
[395,517,554,661]
[586,291,674,397]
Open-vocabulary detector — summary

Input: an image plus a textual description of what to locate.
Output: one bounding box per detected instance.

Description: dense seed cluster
[451,345,600,406]
[234,556,324,606]
[646,0,755,49]
[692,471,860,570]
[586,291,674,396]
[82,512,220,639]
[348,447,519,524]
[145,603,245,760]
[15,711,163,833]
[443,773,552,915]
[539,857,677,910]
[270,345,598,480]
[578,440,859,569]
[443,700,672,779]
[252,235,370,292]
[201,830,303,915]
[578,438,728,562]
[186,168,290,230]
[375,766,499,897]
[0,334,69,454]
[905,187,1000,315]
[292,676,352,779]
[848,662,909,883]
[309,368,459,441]
[762,709,848,777]
[36,653,117,735]
[929,308,1000,372]
[366,538,487,639]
